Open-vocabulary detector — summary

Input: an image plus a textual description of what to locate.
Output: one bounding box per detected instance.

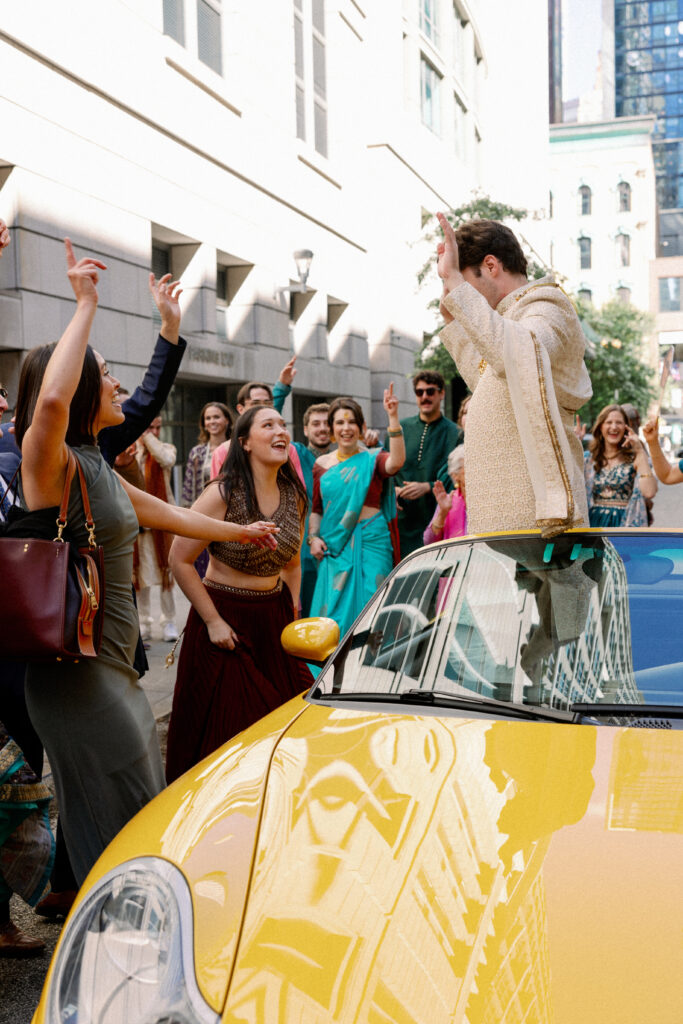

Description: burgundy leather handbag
[0,451,105,661]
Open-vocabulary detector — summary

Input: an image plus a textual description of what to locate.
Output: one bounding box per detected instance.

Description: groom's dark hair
[455,219,527,277]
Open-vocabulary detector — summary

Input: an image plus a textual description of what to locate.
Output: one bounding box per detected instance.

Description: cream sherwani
[441,275,592,535]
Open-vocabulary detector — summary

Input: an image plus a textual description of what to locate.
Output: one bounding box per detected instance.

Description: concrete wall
[0,0,551,452]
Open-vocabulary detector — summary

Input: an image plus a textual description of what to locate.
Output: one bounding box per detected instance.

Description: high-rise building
[548,0,563,124]
[614,0,683,256]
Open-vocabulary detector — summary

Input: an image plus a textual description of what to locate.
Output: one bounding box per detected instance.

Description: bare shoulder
[192,479,226,516]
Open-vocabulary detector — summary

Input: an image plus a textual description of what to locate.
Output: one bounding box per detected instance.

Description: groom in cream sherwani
[436,214,591,538]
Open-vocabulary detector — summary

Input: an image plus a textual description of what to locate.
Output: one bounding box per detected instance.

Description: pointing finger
[64,237,76,269]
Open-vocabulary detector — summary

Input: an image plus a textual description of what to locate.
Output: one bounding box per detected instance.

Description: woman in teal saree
[308,388,405,637]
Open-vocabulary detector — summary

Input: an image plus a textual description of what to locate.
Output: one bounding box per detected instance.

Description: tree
[415,194,546,381]
[575,297,656,426]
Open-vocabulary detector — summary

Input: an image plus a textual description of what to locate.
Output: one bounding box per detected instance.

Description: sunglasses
[414,386,438,398]
[0,387,8,400]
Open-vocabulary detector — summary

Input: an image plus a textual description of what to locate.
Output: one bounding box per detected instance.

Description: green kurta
[385,414,462,557]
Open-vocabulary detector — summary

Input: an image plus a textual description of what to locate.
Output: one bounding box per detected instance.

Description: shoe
[34,889,77,920]
[139,627,151,642]
[163,623,179,642]
[0,921,45,957]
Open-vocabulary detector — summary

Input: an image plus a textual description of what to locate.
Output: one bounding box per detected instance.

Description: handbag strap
[55,451,98,548]
[74,456,98,548]
[55,453,78,541]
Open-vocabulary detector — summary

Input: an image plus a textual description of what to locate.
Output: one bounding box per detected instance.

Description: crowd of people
[0,211,679,960]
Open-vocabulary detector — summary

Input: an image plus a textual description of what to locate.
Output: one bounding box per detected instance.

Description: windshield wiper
[400,689,575,722]
[311,688,574,723]
[570,703,683,722]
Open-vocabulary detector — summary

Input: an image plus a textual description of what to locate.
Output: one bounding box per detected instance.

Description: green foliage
[416,194,545,379]
[574,297,657,426]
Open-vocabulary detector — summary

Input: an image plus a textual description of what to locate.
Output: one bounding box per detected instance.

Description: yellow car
[33,531,683,1023]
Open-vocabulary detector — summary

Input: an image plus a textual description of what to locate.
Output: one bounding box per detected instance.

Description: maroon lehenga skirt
[165,579,313,783]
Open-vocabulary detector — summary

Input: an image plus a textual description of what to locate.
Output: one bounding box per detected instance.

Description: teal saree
[310,450,396,638]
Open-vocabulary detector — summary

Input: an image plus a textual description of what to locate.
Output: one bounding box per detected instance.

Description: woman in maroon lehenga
[166,406,312,782]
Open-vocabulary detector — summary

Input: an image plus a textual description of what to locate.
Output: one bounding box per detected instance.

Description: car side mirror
[281,617,339,665]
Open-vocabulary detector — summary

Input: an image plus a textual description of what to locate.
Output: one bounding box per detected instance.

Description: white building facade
[549,115,656,315]
[0,0,550,461]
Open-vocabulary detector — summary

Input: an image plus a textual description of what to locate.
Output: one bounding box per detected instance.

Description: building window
[659,276,682,311]
[617,285,631,305]
[578,287,592,304]
[294,0,305,141]
[420,0,439,47]
[616,232,631,267]
[163,0,185,45]
[152,244,171,326]
[453,93,466,157]
[420,57,441,135]
[579,185,592,216]
[293,0,328,157]
[618,180,632,212]
[549,190,554,218]
[197,0,222,74]
[579,236,592,270]
[162,1,222,74]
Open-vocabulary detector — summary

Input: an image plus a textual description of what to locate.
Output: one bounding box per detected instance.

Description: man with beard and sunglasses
[384,370,462,558]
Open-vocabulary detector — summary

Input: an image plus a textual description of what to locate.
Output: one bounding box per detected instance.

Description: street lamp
[275,249,314,299]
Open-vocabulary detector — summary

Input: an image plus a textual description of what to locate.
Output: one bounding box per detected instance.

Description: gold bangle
[640,473,653,479]
[387,428,403,438]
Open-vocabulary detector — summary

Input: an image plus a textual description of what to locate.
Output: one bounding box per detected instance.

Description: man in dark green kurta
[384,371,462,557]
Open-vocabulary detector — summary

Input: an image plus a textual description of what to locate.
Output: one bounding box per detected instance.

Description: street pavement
[3,487,683,1022]
[648,475,683,528]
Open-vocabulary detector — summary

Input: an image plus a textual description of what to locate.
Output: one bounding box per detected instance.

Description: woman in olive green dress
[14,240,278,885]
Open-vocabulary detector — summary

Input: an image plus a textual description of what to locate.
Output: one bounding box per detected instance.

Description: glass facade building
[615,1,683,252]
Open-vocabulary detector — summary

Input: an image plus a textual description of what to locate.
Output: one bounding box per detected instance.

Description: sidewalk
[139,585,191,720]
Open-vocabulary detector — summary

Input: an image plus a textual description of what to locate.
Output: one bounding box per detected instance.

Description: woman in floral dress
[584,404,657,527]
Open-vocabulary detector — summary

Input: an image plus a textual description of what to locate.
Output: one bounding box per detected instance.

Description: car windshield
[313,532,683,711]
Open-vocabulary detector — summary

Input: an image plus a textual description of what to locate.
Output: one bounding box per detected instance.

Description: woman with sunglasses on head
[13,239,278,886]
[308,387,405,638]
[165,405,312,782]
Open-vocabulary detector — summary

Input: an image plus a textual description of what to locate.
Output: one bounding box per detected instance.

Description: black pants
[0,660,77,893]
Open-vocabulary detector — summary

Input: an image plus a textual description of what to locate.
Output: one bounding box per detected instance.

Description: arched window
[617,285,631,305]
[579,185,592,216]
[618,181,632,213]
[579,236,592,269]
[578,287,592,304]
[617,232,631,267]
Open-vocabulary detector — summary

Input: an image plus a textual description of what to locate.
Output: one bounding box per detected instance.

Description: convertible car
[33,530,683,1024]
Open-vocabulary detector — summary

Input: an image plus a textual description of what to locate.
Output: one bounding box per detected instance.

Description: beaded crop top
[209,477,302,576]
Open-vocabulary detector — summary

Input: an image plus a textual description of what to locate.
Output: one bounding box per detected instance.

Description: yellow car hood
[222,703,683,1024]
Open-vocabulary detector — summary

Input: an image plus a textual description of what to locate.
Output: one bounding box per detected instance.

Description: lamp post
[275,249,314,300]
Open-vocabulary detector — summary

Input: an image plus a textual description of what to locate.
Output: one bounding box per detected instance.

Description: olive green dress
[24,446,165,885]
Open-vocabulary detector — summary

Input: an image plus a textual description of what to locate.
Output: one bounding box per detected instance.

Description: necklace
[337,449,359,462]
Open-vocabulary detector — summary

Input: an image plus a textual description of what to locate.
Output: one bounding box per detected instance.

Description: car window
[314,533,683,711]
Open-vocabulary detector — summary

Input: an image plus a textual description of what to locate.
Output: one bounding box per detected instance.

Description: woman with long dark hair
[166,405,312,782]
[583,403,657,527]
[15,240,277,884]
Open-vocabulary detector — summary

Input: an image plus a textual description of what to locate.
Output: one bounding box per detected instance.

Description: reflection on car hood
[223,704,683,1024]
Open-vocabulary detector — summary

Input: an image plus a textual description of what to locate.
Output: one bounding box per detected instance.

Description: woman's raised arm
[22,239,107,501]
